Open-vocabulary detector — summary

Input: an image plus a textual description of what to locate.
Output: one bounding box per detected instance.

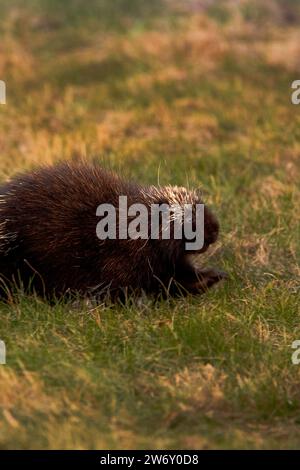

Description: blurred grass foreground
[0,0,300,449]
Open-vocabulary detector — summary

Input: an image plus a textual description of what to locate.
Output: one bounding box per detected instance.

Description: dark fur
[0,162,226,300]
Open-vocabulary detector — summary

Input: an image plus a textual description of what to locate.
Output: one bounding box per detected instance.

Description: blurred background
[1,0,300,184]
[0,0,300,450]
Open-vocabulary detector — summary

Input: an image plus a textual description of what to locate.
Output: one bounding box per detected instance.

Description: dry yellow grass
[0,0,300,450]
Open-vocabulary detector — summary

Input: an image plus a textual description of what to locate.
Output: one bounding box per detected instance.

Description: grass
[0,0,300,449]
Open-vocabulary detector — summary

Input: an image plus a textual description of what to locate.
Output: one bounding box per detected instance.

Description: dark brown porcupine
[0,161,226,301]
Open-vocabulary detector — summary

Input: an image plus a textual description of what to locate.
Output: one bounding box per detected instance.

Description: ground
[0,0,300,449]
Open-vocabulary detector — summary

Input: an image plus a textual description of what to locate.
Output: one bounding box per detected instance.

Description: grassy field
[0,0,300,449]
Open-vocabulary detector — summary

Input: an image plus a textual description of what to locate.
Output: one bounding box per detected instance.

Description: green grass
[0,0,300,449]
